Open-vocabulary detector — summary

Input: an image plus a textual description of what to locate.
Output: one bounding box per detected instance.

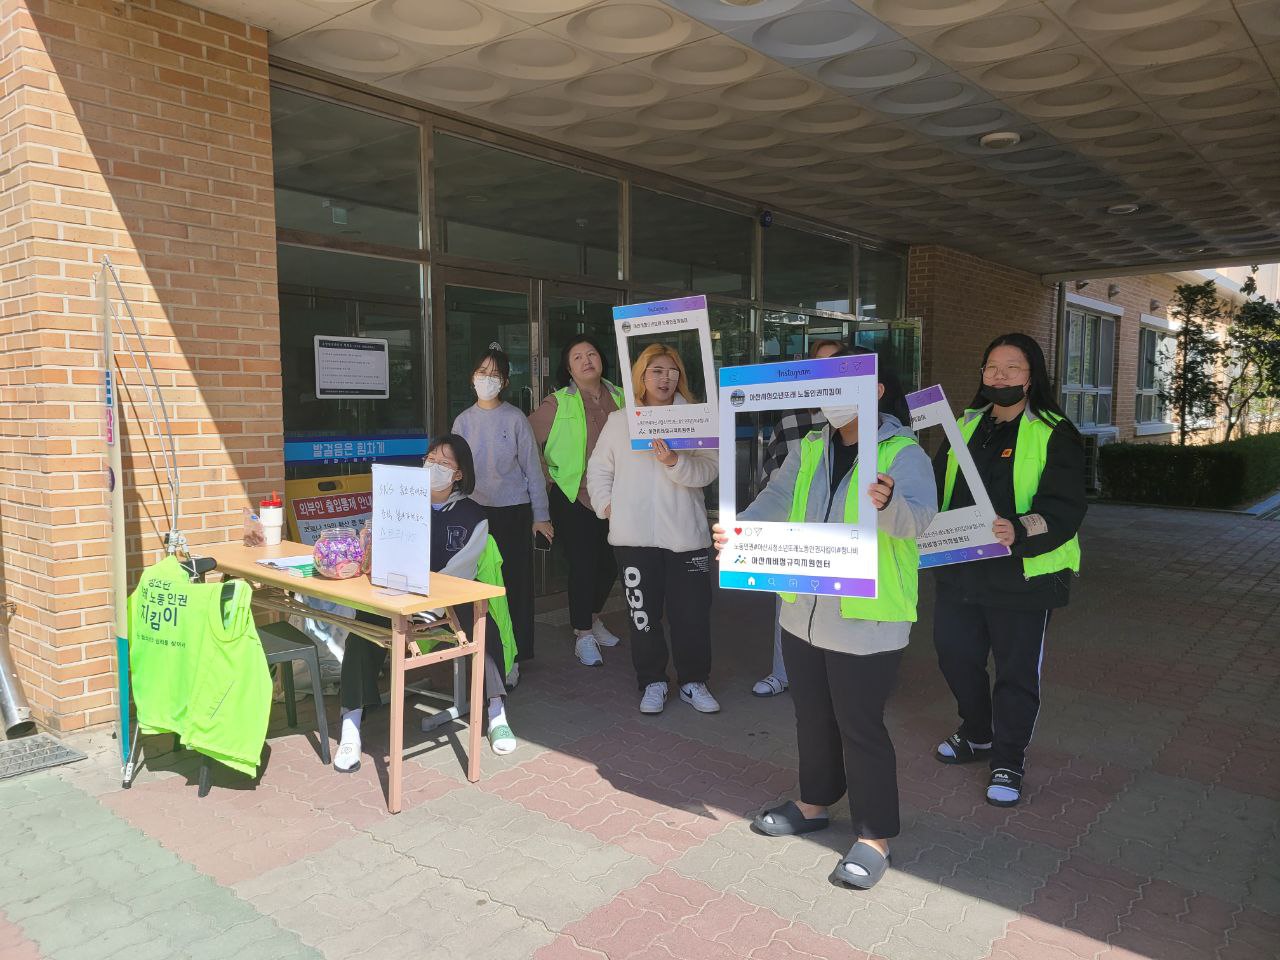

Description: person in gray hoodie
[713,347,937,891]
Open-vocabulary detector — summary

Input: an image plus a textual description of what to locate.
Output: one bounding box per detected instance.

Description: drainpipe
[0,619,35,737]
[1053,282,1067,398]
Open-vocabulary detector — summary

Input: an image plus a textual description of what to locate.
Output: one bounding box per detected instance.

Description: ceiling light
[1106,203,1139,215]
[979,131,1022,150]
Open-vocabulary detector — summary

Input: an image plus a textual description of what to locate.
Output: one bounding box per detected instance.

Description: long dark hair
[969,333,1076,431]
[427,433,476,496]
[556,334,611,389]
[847,345,911,425]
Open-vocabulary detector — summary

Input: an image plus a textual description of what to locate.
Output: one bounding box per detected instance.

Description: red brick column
[0,0,281,731]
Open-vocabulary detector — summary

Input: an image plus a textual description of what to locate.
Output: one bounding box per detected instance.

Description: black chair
[257,621,331,765]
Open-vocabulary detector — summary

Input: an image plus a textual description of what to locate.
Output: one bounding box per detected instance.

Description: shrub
[1099,433,1280,508]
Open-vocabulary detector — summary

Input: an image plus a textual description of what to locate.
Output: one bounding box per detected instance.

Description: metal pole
[101,262,130,765]
[0,629,34,737]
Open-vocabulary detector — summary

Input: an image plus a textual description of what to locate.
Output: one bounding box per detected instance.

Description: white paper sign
[315,336,389,399]
[371,464,431,595]
[906,385,1011,568]
[613,295,718,451]
[718,354,880,599]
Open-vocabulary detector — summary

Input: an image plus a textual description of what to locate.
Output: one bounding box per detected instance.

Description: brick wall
[907,245,1058,417]
[0,0,281,732]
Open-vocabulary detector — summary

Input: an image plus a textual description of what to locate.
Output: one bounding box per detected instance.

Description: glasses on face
[424,455,457,470]
[645,367,679,382]
[981,364,1029,380]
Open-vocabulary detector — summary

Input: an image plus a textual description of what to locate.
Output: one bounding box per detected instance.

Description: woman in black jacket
[931,333,1087,807]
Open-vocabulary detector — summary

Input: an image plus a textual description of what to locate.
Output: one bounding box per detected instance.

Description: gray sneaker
[639,682,668,714]
[575,633,603,667]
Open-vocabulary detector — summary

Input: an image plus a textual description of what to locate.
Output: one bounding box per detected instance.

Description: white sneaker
[592,617,622,647]
[680,682,721,714]
[575,633,603,667]
[639,682,668,714]
[333,739,361,773]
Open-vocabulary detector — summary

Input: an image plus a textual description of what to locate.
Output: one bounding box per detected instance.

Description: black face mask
[980,383,1027,407]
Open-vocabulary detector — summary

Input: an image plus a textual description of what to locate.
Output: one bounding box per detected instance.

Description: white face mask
[821,406,857,429]
[472,375,502,401]
[428,462,457,492]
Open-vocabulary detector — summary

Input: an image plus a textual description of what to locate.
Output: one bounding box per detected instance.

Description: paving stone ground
[2,504,1277,960]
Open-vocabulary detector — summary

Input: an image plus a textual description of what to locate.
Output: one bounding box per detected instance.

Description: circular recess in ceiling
[1106,202,1140,215]
[826,124,919,153]
[564,4,695,56]
[904,161,980,183]
[748,9,883,61]
[564,71,666,108]
[1168,89,1278,122]
[1054,107,1154,138]
[392,64,510,103]
[978,49,1099,93]
[1082,130,1180,156]
[370,0,504,47]
[800,159,871,183]
[932,13,1065,64]
[872,77,976,115]
[287,28,411,72]
[978,130,1021,149]
[733,172,793,194]
[817,46,935,90]
[1128,55,1259,97]
[1019,81,1131,119]
[988,147,1073,170]
[700,121,784,150]
[839,174,907,196]
[637,98,733,130]
[628,139,709,166]
[947,176,1012,197]
[491,0,611,18]
[1111,149,1198,170]
[751,142,830,167]
[775,101,876,135]
[721,74,826,112]
[677,156,753,180]
[649,39,764,85]
[1102,18,1236,68]
[478,36,588,81]
[1055,0,1212,33]
[918,106,1010,137]
[865,0,1011,30]
[487,95,585,127]
[876,145,953,169]
[563,119,652,148]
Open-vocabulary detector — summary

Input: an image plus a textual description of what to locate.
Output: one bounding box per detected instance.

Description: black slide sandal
[751,800,830,837]
[829,842,891,890]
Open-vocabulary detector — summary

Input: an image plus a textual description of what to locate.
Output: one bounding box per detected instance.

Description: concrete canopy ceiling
[198,0,1280,276]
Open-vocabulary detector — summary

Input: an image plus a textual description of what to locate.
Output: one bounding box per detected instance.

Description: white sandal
[751,675,788,697]
[333,739,361,773]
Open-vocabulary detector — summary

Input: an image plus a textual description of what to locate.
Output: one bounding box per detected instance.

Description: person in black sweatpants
[616,546,712,692]
[781,633,903,841]
[551,485,617,634]
[482,502,534,662]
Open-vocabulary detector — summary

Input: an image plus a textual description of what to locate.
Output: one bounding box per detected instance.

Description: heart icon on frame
[733,527,742,535]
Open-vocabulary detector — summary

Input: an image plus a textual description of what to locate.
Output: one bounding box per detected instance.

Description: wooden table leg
[467,599,487,783]
[388,613,408,814]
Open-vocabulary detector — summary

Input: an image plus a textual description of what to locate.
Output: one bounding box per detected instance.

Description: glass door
[432,269,535,431]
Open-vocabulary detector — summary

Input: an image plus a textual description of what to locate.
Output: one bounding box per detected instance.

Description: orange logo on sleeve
[1000,448,1013,458]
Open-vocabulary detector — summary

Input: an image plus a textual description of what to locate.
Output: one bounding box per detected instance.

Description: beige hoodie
[585,408,718,553]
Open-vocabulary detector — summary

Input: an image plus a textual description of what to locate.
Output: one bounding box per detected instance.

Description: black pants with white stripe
[614,546,712,691]
[932,591,1051,774]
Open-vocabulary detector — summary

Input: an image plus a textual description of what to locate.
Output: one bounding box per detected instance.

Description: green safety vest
[415,536,516,675]
[543,381,623,502]
[942,410,1082,579]
[128,556,271,776]
[780,432,921,623]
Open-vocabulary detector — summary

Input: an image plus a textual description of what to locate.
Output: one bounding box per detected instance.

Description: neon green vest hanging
[415,536,516,674]
[941,410,1081,580]
[779,432,920,622]
[128,556,271,776]
[543,381,623,501]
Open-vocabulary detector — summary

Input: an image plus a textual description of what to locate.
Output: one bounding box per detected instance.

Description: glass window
[433,134,618,279]
[764,226,852,313]
[544,294,621,394]
[853,320,921,392]
[272,88,422,248]
[441,286,531,424]
[858,247,905,319]
[1062,309,1114,427]
[1136,326,1175,423]
[761,311,850,362]
[630,188,752,298]
[710,303,752,370]
[277,245,426,458]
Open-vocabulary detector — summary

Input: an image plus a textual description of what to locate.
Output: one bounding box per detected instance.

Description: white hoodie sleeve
[585,414,620,519]
[665,449,718,488]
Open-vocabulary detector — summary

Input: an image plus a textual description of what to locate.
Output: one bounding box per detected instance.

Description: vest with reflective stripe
[543,381,623,502]
[779,432,920,623]
[942,410,1081,580]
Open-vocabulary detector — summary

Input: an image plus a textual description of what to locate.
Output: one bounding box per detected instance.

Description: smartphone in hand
[534,531,552,552]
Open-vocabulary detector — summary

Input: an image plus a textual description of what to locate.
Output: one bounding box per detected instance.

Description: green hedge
[1099,433,1280,508]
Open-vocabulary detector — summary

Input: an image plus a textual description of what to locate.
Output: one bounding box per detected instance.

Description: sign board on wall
[284,475,373,545]
[314,336,389,399]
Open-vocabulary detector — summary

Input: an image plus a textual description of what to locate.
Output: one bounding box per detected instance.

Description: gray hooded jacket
[739,414,938,656]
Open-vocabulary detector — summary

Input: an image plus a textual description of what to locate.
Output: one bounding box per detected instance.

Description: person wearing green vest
[529,335,626,668]
[931,333,1087,809]
[713,347,938,891]
[334,435,520,771]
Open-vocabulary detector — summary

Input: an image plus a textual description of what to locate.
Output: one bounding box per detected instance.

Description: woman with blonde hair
[587,342,719,715]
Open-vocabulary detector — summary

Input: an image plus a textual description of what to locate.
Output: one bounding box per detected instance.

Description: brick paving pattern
[1,504,1277,959]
